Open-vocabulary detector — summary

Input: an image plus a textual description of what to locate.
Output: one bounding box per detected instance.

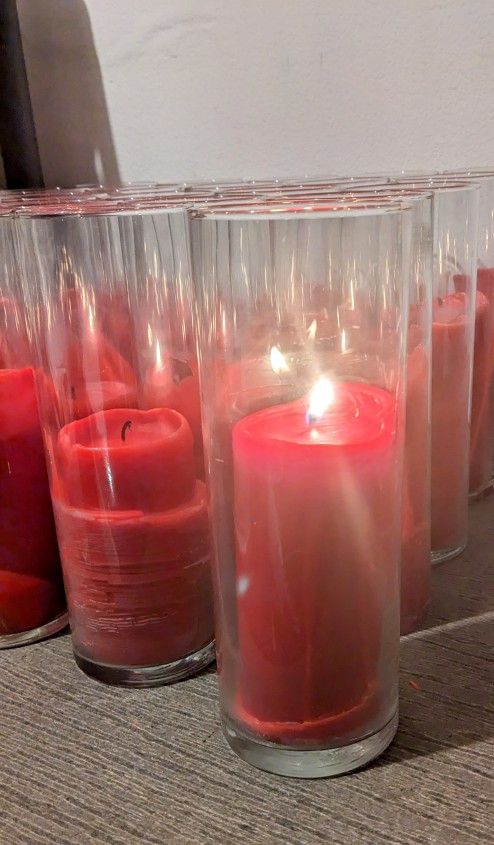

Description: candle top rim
[233,381,395,449]
[58,407,191,454]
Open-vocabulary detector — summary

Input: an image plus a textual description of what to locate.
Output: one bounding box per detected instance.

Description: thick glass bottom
[431,541,466,565]
[73,639,215,687]
[222,708,398,779]
[0,610,69,649]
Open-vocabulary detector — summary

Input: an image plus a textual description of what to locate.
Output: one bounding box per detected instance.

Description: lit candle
[231,377,400,744]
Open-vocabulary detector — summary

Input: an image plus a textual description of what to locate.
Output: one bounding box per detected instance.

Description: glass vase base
[73,640,215,687]
[0,610,69,650]
[431,541,466,565]
[222,709,398,779]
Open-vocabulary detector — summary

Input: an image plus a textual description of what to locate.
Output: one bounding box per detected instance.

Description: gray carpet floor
[0,498,492,845]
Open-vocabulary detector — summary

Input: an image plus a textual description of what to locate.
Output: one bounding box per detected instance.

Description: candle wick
[437,296,443,306]
[70,385,76,400]
[121,420,132,443]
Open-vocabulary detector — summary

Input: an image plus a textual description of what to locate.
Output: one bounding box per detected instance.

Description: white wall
[17,0,494,187]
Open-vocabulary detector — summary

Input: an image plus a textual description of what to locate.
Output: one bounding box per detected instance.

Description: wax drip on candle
[121,420,132,443]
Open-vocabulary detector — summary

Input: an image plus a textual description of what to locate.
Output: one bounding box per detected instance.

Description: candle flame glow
[270,345,290,375]
[307,376,335,422]
[307,319,317,340]
[155,338,163,370]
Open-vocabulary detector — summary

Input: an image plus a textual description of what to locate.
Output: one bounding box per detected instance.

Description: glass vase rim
[190,199,414,221]
[441,168,494,180]
[260,186,435,200]
[386,177,480,194]
[12,203,190,220]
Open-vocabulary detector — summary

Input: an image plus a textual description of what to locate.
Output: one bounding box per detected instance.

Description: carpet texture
[0,499,492,845]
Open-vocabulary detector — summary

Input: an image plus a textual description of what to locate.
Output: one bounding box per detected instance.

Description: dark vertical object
[0,0,43,188]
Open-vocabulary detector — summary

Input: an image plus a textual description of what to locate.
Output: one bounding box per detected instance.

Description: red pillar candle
[0,366,65,636]
[401,342,430,634]
[57,407,196,511]
[431,292,487,554]
[230,380,400,746]
[54,407,213,668]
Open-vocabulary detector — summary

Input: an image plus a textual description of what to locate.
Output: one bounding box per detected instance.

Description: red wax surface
[231,381,400,745]
[0,367,65,635]
[401,343,430,634]
[431,292,483,552]
[456,270,494,494]
[57,407,195,512]
[55,406,213,668]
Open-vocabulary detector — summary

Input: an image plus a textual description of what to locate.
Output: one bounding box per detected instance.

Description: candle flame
[307,319,317,340]
[307,376,335,422]
[341,329,347,353]
[87,304,95,334]
[270,345,290,375]
[155,338,163,369]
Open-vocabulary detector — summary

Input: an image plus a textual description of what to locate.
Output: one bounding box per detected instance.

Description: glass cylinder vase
[390,179,480,562]
[443,170,494,498]
[191,201,413,777]
[0,216,67,647]
[16,205,214,685]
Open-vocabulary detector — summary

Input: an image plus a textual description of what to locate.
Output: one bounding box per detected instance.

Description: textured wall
[17,0,494,186]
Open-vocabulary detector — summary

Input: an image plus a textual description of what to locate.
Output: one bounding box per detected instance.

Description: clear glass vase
[191,200,413,777]
[16,205,214,685]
